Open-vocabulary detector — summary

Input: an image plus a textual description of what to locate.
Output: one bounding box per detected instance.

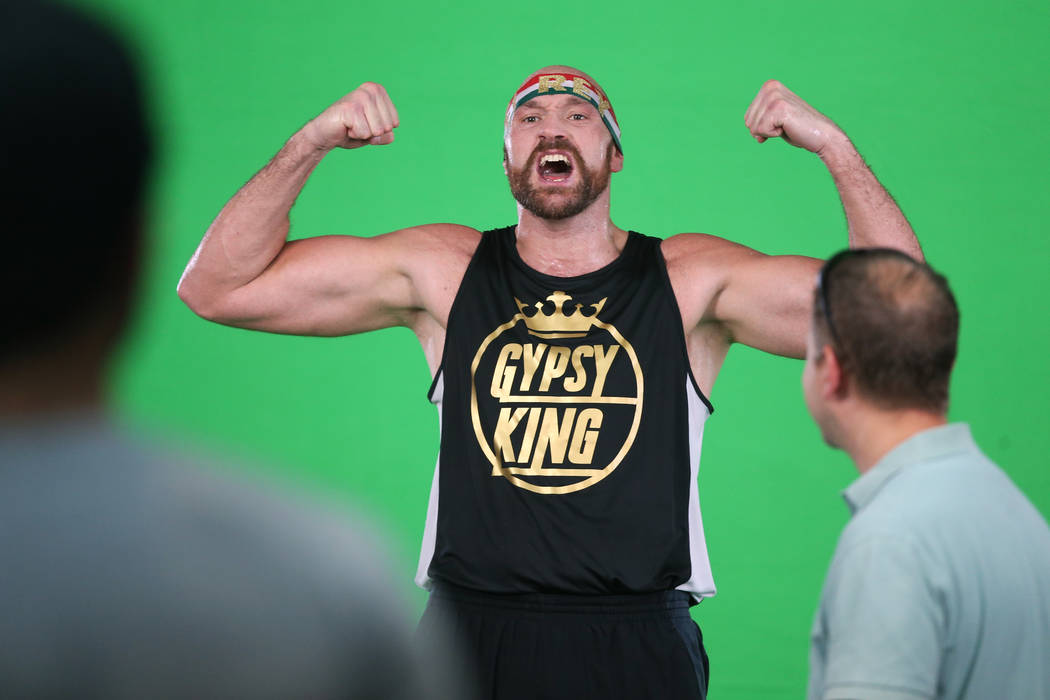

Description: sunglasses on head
[815,249,880,351]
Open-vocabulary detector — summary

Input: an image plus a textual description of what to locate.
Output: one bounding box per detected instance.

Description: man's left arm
[703,81,922,358]
[745,80,923,259]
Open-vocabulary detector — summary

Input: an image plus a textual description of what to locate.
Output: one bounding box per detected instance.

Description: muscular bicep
[711,251,820,359]
[196,227,444,337]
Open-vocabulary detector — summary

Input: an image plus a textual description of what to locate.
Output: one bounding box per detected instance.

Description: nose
[538,120,569,142]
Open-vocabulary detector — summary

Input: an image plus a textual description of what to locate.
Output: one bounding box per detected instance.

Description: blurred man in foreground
[802,249,1050,700]
[0,2,458,697]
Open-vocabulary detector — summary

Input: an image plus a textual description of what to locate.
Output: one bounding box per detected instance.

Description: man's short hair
[0,0,153,362]
[813,248,959,413]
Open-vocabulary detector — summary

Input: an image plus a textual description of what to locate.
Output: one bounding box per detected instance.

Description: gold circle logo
[469,292,644,494]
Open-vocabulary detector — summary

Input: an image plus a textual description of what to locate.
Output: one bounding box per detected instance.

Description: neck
[515,192,626,276]
[836,404,948,473]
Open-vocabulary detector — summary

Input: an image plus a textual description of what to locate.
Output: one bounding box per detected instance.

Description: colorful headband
[508,73,623,153]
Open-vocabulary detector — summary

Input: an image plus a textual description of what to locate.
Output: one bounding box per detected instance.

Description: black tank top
[415,226,717,597]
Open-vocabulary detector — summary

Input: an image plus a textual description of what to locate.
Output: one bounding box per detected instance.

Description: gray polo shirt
[0,413,466,699]
[808,423,1050,700]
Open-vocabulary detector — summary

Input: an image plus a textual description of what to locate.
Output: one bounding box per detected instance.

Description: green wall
[79,0,1049,696]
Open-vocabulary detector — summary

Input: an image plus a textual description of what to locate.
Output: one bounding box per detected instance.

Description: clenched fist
[744,80,845,156]
[303,82,400,151]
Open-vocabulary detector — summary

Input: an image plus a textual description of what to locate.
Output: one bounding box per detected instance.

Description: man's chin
[513,188,586,220]
[523,198,588,220]
[820,428,842,451]
[534,191,581,207]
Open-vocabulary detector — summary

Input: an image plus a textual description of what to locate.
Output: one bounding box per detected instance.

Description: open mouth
[537,153,574,182]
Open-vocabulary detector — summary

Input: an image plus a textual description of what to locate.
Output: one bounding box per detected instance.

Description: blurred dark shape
[0,2,461,697]
[0,0,150,365]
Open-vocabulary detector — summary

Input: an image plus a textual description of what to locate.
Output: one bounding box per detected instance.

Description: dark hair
[0,0,153,362]
[813,248,959,413]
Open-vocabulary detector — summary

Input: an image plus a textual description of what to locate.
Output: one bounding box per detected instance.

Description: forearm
[821,134,924,261]
[177,129,327,311]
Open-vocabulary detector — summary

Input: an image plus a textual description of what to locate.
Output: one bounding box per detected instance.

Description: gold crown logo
[514,291,607,338]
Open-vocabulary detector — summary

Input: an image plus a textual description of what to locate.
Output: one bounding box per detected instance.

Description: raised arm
[672,81,923,362]
[177,82,475,337]
[744,80,922,260]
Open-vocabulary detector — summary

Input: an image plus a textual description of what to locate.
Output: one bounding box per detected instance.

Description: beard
[506,140,614,220]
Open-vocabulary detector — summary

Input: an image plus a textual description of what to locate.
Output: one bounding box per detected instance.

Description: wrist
[817,130,860,171]
[289,127,333,161]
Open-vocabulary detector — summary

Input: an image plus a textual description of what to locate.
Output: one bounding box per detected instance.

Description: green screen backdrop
[76,0,1049,696]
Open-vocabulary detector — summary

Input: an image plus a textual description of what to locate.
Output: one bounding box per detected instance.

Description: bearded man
[179,66,922,699]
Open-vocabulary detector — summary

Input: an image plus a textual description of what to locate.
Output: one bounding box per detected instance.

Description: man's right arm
[177,82,473,337]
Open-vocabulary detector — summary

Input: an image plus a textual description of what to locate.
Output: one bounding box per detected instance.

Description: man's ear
[610,147,624,173]
[822,344,848,399]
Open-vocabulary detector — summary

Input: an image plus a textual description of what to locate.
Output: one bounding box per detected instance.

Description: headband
[508,73,622,153]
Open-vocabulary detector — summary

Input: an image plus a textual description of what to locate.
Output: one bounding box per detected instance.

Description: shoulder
[381,223,482,259]
[1,423,411,610]
[659,230,760,259]
[834,518,921,562]
[406,222,483,248]
[349,224,481,301]
[151,446,416,617]
[282,223,481,276]
[828,495,953,597]
[659,232,768,288]
[398,224,483,290]
[657,233,765,326]
[0,424,431,696]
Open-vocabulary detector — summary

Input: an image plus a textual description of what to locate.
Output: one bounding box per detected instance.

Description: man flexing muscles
[179,66,921,699]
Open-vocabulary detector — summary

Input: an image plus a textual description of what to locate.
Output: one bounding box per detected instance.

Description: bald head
[524,65,603,87]
[813,249,959,413]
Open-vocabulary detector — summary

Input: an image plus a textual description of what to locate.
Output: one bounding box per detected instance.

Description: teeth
[540,154,569,165]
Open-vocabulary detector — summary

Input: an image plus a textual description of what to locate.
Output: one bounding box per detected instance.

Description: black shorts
[417,582,709,700]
